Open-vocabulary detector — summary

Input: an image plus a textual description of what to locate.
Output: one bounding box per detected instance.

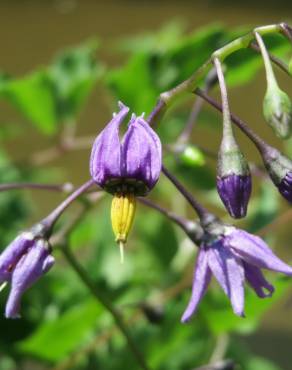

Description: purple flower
[217,174,251,218]
[90,102,162,196]
[181,227,292,322]
[0,232,54,318]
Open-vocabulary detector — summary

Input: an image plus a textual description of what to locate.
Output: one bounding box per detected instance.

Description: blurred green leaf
[0,40,102,135]
[18,299,102,362]
[107,53,158,114]
[248,180,279,233]
[137,210,178,268]
[0,148,29,245]
[48,39,103,122]
[201,276,290,335]
[1,71,57,135]
[246,356,283,370]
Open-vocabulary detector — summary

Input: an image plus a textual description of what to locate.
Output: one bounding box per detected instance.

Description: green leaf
[247,180,279,233]
[247,356,283,370]
[48,39,103,122]
[0,40,102,135]
[202,276,290,335]
[107,53,158,114]
[2,71,57,135]
[17,299,102,362]
[136,210,178,268]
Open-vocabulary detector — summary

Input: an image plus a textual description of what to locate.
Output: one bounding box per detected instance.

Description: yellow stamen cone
[111,193,136,262]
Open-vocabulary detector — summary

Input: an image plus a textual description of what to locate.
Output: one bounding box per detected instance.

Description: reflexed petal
[0,235,32,283]
[243,262,274,298]
[90,102,129,186]
[5,240,54,318]
[226,230,292,275]
[208,242,245,317]
[181,248,211,323]
[122,115,162,190]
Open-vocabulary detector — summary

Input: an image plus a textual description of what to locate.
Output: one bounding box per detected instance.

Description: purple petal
[226,229,292,275]
[0,234,33,283]
[5,240,54,319]
[121,115,162,191]
[90,102,129,187]
[208,242,245,317]
[181,248,211,323]
[243,262,274,298]
[217,174,251,219]
[278,171,292,203]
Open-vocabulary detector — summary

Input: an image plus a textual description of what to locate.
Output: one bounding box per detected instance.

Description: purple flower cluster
[182,227,292,322]
[0,232,54,318]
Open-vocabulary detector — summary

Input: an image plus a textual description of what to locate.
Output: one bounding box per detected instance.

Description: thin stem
[0,182,73,193]
[157,23,283,108]
[280,22,292,44]
[147,99,167,128]
[177,97,205,144]
[61,245,150,370]
[195,88,268,153]
[42,179,95,234]
[162,165,216,226]
[213,57,234,140]
[177,68,218,144]
[249,41,290,75]
[254,32,277,88]
[138,197,203,245]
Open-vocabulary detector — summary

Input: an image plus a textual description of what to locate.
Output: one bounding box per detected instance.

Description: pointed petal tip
[181,313,191,324]
[117,101,129,112]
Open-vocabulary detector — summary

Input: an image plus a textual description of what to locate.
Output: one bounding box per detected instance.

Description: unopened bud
[261,146,292,203]
[111,193,136,262]
[263,86,292,139]
[217,138,251,218]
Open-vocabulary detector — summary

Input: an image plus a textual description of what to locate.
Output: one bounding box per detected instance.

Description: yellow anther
[111,193,136,262]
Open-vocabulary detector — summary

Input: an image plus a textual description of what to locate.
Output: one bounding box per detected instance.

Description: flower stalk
[41,179,95,236]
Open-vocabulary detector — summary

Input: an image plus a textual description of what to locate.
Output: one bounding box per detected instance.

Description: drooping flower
[181,226,292,322]
[0,229,54,318]
[261,145,292,203]
[90,102,162,260]
[90,101,162,196]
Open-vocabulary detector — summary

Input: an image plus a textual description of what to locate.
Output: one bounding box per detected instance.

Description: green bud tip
[263,86,292,139]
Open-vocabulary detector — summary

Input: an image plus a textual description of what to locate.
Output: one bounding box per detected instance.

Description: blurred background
[0,1,292,369]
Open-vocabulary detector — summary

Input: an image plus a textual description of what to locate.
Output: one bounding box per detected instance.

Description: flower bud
[217,137,251,218]
[111,192,136,263]
[261,146,292,203]
[263,86,292,139]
